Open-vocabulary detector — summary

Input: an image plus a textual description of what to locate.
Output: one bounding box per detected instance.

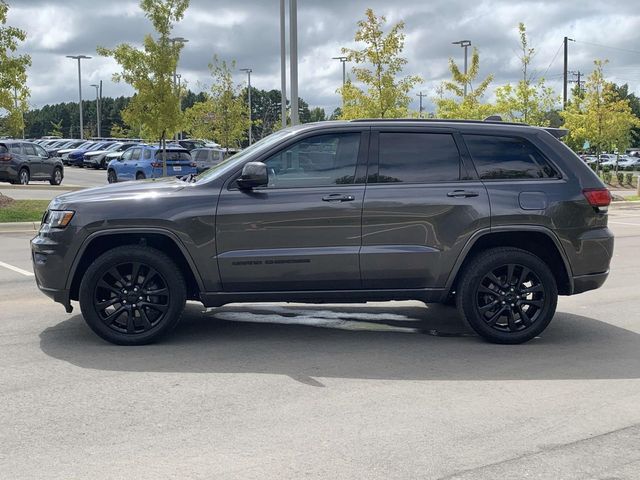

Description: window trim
[226,129,370,191]
[461,133,564,182]
[368,128,469,185]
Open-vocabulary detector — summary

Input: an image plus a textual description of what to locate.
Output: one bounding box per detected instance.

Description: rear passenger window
[131,149,141,161]
[464,135,559,180]
[377,133,460,183]
[10,144,21,154]
[143,149,152,160]
[23,144,36,155]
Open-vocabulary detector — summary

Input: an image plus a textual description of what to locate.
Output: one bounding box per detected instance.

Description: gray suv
[31,119,614,345]
[0,140,64,185]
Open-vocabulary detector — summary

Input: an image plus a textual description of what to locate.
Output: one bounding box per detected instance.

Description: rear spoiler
[543,128,568,139]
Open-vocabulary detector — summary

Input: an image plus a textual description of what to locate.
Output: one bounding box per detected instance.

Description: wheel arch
[67,229,204,302]
[446,227,573,296]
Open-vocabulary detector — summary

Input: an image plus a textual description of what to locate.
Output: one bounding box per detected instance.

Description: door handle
[322,194,355,202]
[447,190,479,198]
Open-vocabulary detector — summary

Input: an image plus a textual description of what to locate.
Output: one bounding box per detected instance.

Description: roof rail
[349,117,531,126]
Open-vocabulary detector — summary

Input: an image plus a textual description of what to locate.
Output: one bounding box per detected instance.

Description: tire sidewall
[19,168,29,185]
[50,168,62,185]
[107,170,117,183]
[458,249,558,344]
[79,247,186,345]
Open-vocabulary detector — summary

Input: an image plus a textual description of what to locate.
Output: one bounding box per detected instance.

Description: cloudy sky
[7,0,640,114]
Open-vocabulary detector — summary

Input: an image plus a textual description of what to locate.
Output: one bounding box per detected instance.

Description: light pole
[169,37,188,140]
[90,84,100,137]
[332,56,348,87]
[66,55,92,139]
[452,40,471,97]
[279,0,287,128]
[289,0,299,125]
[240,68,253,145]
[416,92,426,118]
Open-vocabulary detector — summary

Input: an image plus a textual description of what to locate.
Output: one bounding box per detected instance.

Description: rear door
[215,129,369,291]
[361,128,490,289]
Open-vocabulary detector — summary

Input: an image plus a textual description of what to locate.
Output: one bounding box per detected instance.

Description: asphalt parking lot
[0,204,639,479]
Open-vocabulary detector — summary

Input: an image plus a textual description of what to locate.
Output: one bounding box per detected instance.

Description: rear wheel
[50,167,63,185]
[136,172,146,180]
[79,246,187,345]
[18,168,29,185]
[456,248,557,344]
[107,169,117,183]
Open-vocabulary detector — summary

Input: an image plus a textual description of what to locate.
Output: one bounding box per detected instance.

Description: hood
[85,149,109,157]
[50,178,188,208]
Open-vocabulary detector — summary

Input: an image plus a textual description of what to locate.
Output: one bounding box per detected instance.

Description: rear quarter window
[463,135,559,180]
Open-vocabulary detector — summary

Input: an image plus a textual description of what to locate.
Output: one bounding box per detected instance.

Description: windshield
[105,143,123,151]
[195,129,296,183]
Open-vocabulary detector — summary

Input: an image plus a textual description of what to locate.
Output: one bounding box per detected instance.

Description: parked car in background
[191,147,226,173]
[582,155,598,165]
[107,145,195,183]
[0,140,64,185]
[47,140,85,157]
[83,142,140,169]
[176,139,206,151]
[68,142,116,167]
[619,156,640,169]
[60,141,95,164]
[599,154,618,167]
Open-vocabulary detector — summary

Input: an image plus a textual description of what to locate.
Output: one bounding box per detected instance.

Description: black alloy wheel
[18,168,29,185]
[107,170,117,183]
[50,167,63,185]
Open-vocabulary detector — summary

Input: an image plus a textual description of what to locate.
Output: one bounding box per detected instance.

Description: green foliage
[0,199,49,223]
[0,1,31,137]
[603,171,612,184]
[182,57,249,150]
[48,119,63,137]
[625,173,634,186]
[340,9,422,119]
[495,24,559,125]
[98,0,189,142]
[435,47,494,120]
[309,107,326,122]
[616,172,624,185]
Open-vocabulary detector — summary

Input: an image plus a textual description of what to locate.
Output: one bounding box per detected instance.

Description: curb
[0,184,85,191]
[0,221,38,233]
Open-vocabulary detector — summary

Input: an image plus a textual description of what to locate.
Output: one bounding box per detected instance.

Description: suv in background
[32,119,614,346]
[106,145,196,182]
[191,147,226,173]
[0,140,64,185]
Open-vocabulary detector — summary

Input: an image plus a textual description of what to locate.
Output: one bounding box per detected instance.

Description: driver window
[121,149,133,161]
[35,145,48,158]
[262,133,361,188]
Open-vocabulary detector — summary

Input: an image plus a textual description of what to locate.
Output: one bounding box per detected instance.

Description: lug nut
[502,301,506,305]
[123,290,127,294]
[132,304,136,308]
[139,296,143,300]
[511,303,515,307]
[122,300,127,304]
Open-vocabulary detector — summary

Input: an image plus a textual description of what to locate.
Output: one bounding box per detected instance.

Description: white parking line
[0,260,34,276]
[610,221,640,226]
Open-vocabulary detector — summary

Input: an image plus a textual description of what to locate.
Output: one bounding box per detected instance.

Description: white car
[619,156,640,169]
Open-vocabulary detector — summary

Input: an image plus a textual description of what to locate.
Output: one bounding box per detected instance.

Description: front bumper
[31,228,75,312]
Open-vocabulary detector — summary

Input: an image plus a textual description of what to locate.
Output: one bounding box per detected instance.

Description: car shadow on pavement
[39,302,640,382]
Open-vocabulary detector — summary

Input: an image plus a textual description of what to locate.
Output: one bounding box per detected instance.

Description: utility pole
[66,55,92,139]
[176,74,183,140]
[289,0,299,125]
[332,56,347,86]
[563,37,575,108]
[90,84,100,137]
[569,70,583,95]
[452,40,471,97]
[240,68,253,145]
[280,0,287,128]
[416,92,426,118]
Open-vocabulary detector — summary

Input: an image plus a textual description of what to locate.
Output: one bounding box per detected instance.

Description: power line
[574,40,640,56]
[539,40,564,81]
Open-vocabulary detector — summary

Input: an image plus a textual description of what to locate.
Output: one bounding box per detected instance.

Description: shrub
[616,172,625,185]
[603,171,612,184]
[625,173,634,186]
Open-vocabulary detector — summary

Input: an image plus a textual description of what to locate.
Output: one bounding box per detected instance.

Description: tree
[435,47,494,119]
[49,119,63,137]
[309,107,326,122]
[339,9,421,119]
[561,60,640,166]
[495,23,558,125]
[610,83,640,148]
[0,1,31,138]
[182,57,249,150]
[98,0,189,174]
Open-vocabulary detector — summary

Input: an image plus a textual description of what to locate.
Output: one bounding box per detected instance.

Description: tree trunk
[161,130,167,178]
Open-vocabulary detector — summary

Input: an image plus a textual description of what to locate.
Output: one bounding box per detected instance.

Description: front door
[22,143,42,178]
[361,128,491,289]
[118,148,136,180]
[215,130,368,291]
[34,144,53,178]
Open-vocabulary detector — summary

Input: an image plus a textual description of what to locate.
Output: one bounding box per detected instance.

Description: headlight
[43,210,75,228]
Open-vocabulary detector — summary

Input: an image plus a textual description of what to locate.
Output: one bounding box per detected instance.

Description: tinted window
[143,149,152,160]
[194,150,208,162]
[377,132,460,183]
[34,145,48,157]
[131,149,141,161]
[464,135,559,180]
[154,150,191,161]
[10,144,21,154]
[23,144,36,155]
[262,133,360,188]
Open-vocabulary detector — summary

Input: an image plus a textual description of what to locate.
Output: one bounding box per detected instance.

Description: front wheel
[79,246,187,345]
[456,248,558,344]
[107,169,117,183]
[50,167,63,185]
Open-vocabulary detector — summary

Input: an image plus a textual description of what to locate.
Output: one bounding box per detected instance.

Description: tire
[100,159,106,169]
[79,246,187,345]
[136,172,146,180]
[50,167,63,185]
[107,169,117,183]
[456,247,558,344]
[18,168,29,185]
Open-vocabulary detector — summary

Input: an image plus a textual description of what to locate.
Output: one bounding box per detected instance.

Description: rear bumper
[572,270,609,295]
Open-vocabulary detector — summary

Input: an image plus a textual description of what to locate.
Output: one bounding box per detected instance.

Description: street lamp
[90,84,101,137]
[452,40,471,97]
[66,55,92,139]
[240,68,253,145]
[332,56,348,87]
[169,37,188,140]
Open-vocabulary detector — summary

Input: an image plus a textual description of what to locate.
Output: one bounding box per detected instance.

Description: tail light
[0,154,11,162]
[151,162,162,168]
[583,188,611,210]
[190,162,197,167]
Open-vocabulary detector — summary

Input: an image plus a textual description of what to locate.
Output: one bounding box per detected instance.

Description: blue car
[106,145,196,183]
[66,142,115,167]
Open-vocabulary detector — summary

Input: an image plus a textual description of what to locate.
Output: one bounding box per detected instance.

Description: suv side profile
[106,145,196,182]
[31,119,614,345]
[0,140,64,185]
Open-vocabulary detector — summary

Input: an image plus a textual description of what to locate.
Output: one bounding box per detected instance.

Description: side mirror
[237,162,268,190]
